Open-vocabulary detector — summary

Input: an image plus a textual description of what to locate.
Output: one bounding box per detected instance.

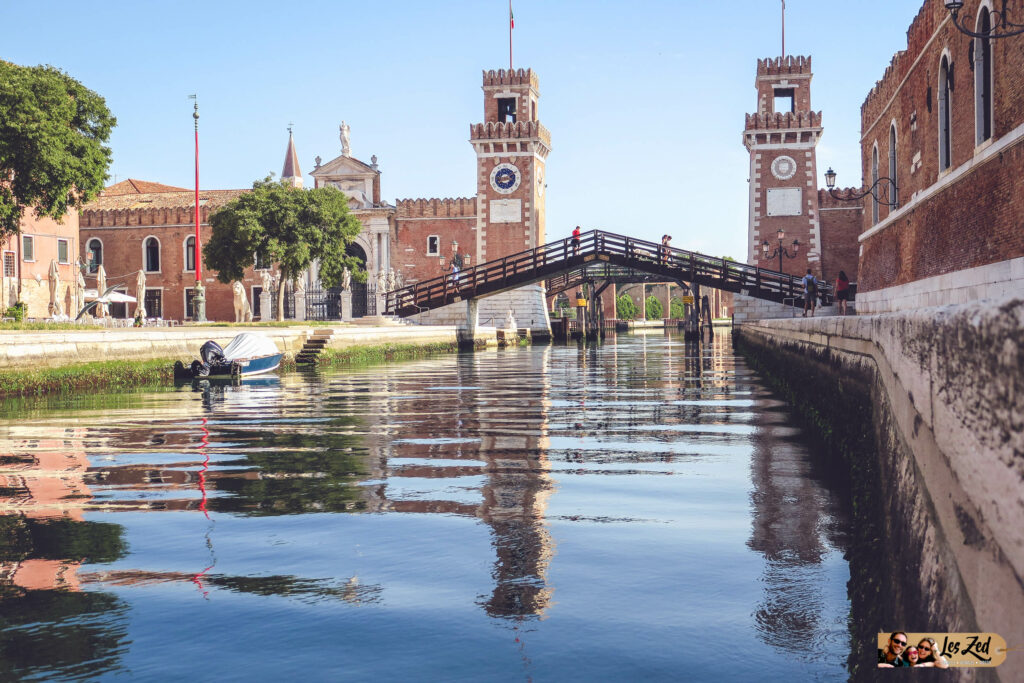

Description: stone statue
[260,269,272,291]
[385,268,397,293]
[232,281,252,322]
[341,266,351,291]
[505,309,517,331]
[376,268,388,293]
[339,121,351,157]
[295,275,306,292]
[76,267,86,314]
[314,155,322,169]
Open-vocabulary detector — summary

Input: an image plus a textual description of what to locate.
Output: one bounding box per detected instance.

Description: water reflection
[0,333,853,681]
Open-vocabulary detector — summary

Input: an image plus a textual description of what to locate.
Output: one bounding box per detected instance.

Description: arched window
[144,237,160,273]
[889,123,899,209]
[87,238,102,274]
[975,6,993,144]
[939,55,952,171]
[871,145,880,225]
[184,236,195,272]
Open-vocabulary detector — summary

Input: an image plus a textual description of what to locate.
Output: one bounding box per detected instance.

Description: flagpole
[509,0,513,70]
[781,0,786,58]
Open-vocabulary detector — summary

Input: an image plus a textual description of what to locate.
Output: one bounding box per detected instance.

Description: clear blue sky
[2,0,922,261]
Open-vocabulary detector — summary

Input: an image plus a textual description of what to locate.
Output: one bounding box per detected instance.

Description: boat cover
[222,333,280,361]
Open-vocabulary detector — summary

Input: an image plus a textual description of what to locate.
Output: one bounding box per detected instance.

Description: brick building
[855,0,1024,313]
[1,209,80,320]
[733,55,863,322]
[78,180,254,322]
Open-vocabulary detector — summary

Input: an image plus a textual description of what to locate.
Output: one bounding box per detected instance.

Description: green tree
[645,295,663,319]
[205,178,364,320]
[0,62,116,239]
[616,293,637,320]
[670,296,687,319]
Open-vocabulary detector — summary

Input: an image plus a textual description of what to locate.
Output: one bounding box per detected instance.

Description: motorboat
[174,333,283,379]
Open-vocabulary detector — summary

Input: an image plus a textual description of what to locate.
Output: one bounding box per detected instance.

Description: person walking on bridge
[571,225,581,256]
[801,268,819,317]
[449,240,464,291]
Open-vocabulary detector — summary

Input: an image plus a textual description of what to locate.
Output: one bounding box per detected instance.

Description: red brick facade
[393,198,477,285]
[817,189,863,284]
[857,0,1024,293]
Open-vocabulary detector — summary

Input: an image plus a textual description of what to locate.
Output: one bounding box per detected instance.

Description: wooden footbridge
[385,230,826,318]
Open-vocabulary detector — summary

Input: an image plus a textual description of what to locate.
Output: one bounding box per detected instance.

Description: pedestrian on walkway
[835,270,851,315]
[572,225,581,256]
[802,268,819,317]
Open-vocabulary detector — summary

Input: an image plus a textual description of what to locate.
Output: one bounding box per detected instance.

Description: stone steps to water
[295,329,335,365]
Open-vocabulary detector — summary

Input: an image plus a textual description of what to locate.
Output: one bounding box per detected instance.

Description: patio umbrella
[47,260,61,317]
[76,267,86,315]
[95,265,107,318]
[134,269,147,320]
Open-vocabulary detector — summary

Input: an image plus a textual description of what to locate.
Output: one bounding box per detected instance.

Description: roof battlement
[482,68,539,89]
[469,121,551,146]
[757,55,812,77]
[80,190,248,227]
[745,110,822,132]
[396,197,477,219]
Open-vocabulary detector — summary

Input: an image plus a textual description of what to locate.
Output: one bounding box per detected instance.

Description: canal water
[0,332,853,681]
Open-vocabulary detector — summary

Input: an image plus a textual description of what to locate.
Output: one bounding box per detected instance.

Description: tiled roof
[81,189,249,212]
[103,179,190,195]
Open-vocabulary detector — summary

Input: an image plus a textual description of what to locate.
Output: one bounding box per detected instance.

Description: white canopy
[222,333,280,361]
[84,288,137,304]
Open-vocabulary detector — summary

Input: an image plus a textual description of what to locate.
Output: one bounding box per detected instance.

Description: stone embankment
[735,294,1022,681]
[0,323,506,370]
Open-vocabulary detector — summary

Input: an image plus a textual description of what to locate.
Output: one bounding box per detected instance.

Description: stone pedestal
[293,289,306,321]
[341,290,353,321]
[260,291,273,321]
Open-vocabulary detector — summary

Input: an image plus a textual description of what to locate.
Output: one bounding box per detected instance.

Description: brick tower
[470,68,551,264]
[743,56,823,276]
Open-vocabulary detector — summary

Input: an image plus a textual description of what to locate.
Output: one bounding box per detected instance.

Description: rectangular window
[252,286,263,318]
[110,288,128,319]
[145,289,162,319]
[773,88,795,114]
[22,235,34,262]
[497,97,517,123]
[427,235,439,256]
[57,238,70,264]
[185,288,195,319]
[3,251,14,277]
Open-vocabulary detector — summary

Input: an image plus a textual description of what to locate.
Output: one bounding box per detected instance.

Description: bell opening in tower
[498,98,517,123]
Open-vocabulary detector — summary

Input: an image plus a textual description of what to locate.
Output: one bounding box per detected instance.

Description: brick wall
[858,0,1024,294]
[818,189,863,284]
[394,198,477,286]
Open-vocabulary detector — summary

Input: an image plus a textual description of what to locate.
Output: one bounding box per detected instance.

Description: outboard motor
[200,340,225,366]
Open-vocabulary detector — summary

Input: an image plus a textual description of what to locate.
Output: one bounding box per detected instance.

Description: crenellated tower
[743,55,823,275]
[470,68,551,265]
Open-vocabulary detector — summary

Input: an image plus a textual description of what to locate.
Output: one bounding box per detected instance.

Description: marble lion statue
[232,281,253,322]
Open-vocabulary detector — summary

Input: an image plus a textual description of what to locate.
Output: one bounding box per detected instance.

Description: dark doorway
[346,242,368,318]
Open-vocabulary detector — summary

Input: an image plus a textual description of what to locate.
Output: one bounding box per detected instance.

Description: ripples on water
[0,332,851,681]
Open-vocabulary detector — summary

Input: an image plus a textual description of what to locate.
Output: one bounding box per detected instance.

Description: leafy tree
[670,296,687,319]
[0,62,115,239]
[205,178,364,320]
[645,295,663,320]
[616,293,637,320]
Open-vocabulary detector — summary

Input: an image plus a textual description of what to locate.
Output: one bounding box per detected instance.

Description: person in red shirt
[835,270,851,315]
[571,225,581,256]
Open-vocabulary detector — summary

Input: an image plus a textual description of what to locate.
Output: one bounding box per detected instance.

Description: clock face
[771,155,797,180]
[490,163,521,194]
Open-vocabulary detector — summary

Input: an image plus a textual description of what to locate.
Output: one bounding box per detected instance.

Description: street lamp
[761,228,800,273]
[190,96,207,323]
[824,167,899,207]
[945,0,1024,38]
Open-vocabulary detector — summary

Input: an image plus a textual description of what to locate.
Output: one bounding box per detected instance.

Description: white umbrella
[48,260,61,317]
[95,265,107,318]
[134,269,147,320]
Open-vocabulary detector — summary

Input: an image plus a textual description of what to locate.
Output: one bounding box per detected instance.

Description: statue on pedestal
[341,266,351,291]
[339,121,351,157]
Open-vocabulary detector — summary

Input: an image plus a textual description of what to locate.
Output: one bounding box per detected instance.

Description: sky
[2,0,924,262]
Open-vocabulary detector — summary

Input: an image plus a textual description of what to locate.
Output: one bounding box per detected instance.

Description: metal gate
[305,287,342,321]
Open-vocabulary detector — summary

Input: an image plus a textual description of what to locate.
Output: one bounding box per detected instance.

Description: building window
[144,289,162,319]
[427,235,439,256]
[22,235,34,262]
[185,288,195,319]
[871,145,880,225]
[87,238,102,273]
[939,55,952,171]
[497,97,517,123]
[3,251,14,277]
[144,237,160,273]
[773,88,795,114]
[185,236,196,272]
[975,7,993,144]
[252,286,262,319]
[255,251,269,270]
[110,288,128,319]
[57,238,70,264]
[888,124,899,209]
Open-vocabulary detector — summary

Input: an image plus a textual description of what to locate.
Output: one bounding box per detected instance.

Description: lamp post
[945,0,1024,38]
[191,97,207,323]
[824,167,899,207]
[761,228,800,273]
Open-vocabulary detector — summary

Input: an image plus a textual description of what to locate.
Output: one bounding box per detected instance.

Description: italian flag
[510,2,514,29]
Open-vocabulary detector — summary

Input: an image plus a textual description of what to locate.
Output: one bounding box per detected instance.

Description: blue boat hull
[209,353,283,377]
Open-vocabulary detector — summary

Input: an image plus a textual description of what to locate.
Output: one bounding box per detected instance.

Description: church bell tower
[470,69,551,265]
[743,56,823,275]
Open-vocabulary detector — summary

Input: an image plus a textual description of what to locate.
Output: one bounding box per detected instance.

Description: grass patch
[314,342,460,367]
[0,358,178,398]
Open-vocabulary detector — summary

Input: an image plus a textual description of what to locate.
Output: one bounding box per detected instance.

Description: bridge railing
[386,230,830,315]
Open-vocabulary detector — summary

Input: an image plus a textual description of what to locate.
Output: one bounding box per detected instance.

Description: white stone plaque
[766,187,802,216]
[489,198,522,223]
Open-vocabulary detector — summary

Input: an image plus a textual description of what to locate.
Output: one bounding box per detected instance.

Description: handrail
[386,229,832,316]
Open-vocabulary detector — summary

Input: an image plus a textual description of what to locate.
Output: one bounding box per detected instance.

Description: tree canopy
[205,177,364,289]
[0,61,115,239]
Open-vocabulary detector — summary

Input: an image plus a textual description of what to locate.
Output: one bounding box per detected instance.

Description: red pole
[194,104,201,282]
